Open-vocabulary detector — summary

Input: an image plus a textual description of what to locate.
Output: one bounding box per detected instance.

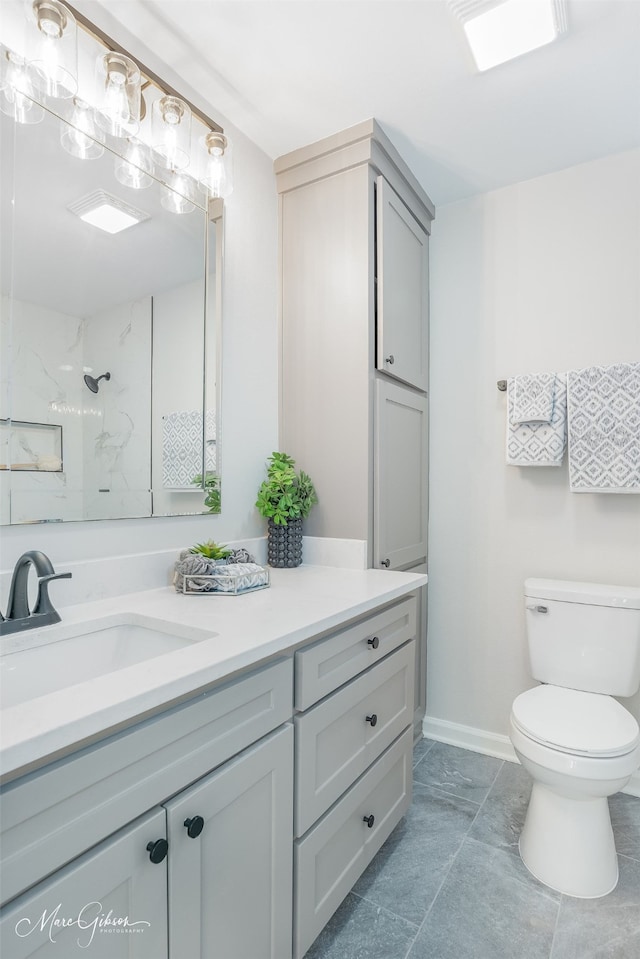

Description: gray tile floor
[305,739,640,959]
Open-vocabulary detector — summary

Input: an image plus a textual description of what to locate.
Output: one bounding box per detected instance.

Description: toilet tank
[524,578,640,697]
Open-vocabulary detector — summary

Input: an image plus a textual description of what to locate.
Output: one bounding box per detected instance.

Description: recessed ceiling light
[68,190,149,234]
[448,0,567,72]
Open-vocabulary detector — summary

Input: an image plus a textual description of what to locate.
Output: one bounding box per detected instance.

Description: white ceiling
[79,0,640,207]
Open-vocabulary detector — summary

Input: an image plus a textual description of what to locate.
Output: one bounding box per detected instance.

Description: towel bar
[497,380,507,391]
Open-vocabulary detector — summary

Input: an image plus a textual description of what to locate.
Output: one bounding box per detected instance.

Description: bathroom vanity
[0,566,425,959]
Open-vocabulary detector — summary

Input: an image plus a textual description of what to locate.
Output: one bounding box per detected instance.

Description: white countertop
[0,565,427,782]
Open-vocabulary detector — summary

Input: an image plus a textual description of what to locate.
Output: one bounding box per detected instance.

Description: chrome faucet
[0,551,71,636]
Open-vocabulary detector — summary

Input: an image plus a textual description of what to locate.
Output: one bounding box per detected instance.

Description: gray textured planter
[267,518,303,568]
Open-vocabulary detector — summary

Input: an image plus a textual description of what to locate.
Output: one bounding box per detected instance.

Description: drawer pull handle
[184,816,205,839]
[367,636,380,650]
[366,713,378,727]
[385,355,395,365]
[363,814,375,828]
[380,558,391,568]
[146,839,168,864]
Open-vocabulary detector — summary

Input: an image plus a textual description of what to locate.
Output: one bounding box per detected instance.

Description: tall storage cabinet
[276,119,434,738]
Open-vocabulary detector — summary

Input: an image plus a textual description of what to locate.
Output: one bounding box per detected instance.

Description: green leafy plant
[255,451,317,526]
[192,471,221,514]
[189,539,232,560]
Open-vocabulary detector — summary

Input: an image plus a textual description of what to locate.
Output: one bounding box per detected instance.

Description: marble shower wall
[82,297,152,520]
[0,295,85,523]
[2,286,207,524]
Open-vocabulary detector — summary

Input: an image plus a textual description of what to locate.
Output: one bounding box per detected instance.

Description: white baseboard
[422,715,640,799]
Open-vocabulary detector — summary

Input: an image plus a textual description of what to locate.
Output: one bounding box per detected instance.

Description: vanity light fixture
[68,189,149,234]
[152,95,192,170]
[26,0,78,98]
[199,132,233,199]
[3,2,231,209]
[447,0,568,72]
[95,51,141,138]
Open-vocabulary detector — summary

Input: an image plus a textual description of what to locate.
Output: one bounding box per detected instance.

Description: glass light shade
[95,51,141,138]
[25,0,77,99]
[60,98,104,159]
[152,95,191,170]
[160,171,198,215]
[199,131,233,198]
[0,49,44,123]
[114,138,154,190]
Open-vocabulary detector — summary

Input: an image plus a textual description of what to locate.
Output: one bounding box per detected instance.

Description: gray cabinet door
[376,177,429,392]
[374,379,428,570]
[165,725,294,959]
[0,809,168,959]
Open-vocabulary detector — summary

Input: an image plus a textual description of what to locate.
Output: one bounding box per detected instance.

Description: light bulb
[114,139,153,190]
[28,0,78,99]
[152,95,191,170]
[161,171,197,215]
[60,98,103,159]
[199,131,233,198]
[95,52,141,138]
[0,50,44,124]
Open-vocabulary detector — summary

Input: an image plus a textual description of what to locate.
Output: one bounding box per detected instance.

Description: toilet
[509,578,640,898]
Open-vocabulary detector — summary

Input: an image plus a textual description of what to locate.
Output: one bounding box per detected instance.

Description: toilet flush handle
[526,605,548,613]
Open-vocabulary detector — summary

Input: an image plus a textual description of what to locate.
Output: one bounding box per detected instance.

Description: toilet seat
[511,685,640,758]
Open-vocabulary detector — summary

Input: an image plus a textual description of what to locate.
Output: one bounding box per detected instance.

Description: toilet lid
[511,685,640,757]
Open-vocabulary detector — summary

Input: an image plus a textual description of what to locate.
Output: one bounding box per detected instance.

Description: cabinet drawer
[294,727,412,959]
[295,641,414,836]
[295,597,416,710]
[0,659,292,906]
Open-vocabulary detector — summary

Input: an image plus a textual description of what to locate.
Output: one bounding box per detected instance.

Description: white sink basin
[0,614,215,709]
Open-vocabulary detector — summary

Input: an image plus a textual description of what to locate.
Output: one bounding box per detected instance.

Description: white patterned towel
[510,372,557,424]
[506,374,567,467]
[567,363,640,493]
[162,410,217,489]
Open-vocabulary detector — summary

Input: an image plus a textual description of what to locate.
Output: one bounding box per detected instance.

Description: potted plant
[255,452,317,567]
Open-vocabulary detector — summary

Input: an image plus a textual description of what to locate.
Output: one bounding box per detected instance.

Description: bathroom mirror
[0,98,222,524]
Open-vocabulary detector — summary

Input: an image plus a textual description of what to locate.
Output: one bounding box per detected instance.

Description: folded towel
[174,559,269,594]
[162,410,216,489]
[567,362,640,493]
[506,374,567,467]
[510,372,557,424]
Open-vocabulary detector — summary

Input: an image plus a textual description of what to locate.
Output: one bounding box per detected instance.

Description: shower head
[84,371,111,393]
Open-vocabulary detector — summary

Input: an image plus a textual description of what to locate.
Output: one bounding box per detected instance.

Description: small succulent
[189,540,232,560]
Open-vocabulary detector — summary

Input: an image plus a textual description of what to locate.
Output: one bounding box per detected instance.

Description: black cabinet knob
[367,636,380,650]
[380,558,391,568]
[366,714,378,727]
[184,815,205,839]
[146,838,168,863]
[363,814,375,828]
